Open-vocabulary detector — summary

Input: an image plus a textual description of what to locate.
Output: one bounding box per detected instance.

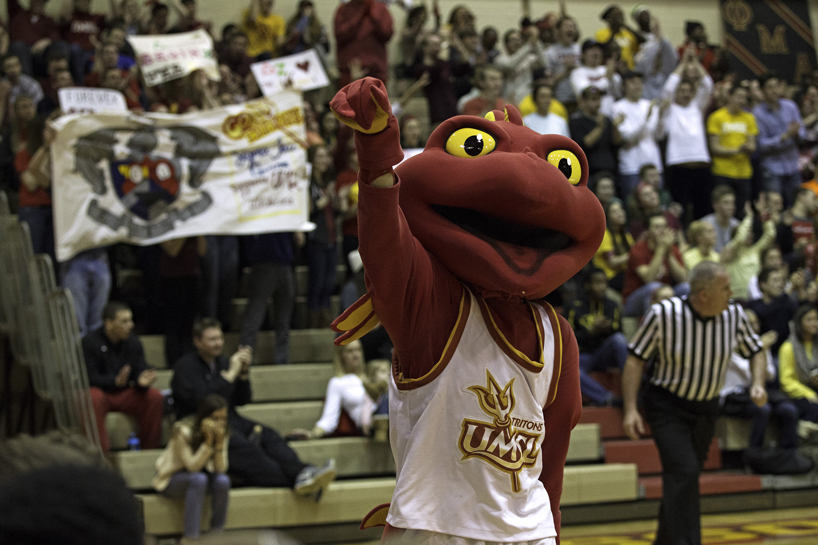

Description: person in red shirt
[623,213,689,317]
[59,0,106,84]
[7,0,62,77]
[461,65,507,117]
[787,187,817,254]
[334,0,393,87]
[677,22,716,75]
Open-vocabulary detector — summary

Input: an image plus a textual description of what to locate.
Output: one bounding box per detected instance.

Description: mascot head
[395,106,605,300]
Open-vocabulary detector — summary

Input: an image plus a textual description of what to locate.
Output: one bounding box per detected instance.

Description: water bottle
[127,433,141,451]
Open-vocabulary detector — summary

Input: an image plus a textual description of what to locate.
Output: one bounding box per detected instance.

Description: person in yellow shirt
[707,84,758,214]
[683,220,720,270]
[243,0,286,59]
[517,89,567,119]
[778,305,818,423]
[593,201,634,292]
[594,5,642,70]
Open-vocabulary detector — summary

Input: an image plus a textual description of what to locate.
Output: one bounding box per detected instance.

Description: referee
[622,261,767,545]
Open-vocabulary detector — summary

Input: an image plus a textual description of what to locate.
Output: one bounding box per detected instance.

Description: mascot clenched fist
[330,77,605,545]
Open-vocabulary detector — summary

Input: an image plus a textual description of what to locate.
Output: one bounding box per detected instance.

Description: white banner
[52,91,309,262]
[128,29,220,87]
[59,87,128,114]
[251,49,330,96]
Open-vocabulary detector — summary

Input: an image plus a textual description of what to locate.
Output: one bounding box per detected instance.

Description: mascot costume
[329,78,605,545]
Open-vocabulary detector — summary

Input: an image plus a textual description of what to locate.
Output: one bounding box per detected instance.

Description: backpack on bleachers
[743,447,815,475]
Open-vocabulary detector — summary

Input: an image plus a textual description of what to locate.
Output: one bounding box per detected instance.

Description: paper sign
[128,29,220,87]
[58,87,128,114]
[251,49,330,96]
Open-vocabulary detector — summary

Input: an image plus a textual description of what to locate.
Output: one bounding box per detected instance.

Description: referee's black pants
[644,385,719,545]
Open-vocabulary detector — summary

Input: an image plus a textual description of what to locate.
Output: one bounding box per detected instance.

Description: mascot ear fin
[485,109,503,122]
[504,105,524,126]
[332,293,381,346]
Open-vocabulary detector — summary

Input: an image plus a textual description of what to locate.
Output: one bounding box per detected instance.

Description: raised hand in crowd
[115,364,132,388]
[138,368,157,388]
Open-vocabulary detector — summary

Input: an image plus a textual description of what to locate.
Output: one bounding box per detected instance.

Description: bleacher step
[141,329,337,368]
[236,401,323,432]
[640,472,762,499]
[153,363,335,401]
[604,438,721,475]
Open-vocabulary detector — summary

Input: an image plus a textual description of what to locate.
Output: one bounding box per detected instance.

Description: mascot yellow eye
[546,150,582,185]
[445,128,496,158]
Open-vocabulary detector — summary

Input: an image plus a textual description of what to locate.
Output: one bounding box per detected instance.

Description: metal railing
[0,190,100,446]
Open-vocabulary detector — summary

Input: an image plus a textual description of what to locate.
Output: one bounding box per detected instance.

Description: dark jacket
[170,351,252,418]
[565,296,622,354]
[82,328,150,391]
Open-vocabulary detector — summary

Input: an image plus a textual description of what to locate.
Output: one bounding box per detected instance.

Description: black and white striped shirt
[628,297,763,402]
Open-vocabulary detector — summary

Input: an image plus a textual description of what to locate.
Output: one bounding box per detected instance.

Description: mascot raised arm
[329,77,605,545]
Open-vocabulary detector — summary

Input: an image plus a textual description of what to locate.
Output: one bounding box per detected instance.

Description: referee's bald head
[689,261,732,315]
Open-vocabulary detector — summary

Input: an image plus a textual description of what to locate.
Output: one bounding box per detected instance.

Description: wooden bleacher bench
[140,329,337,369]
[113,423,605,490]
[137,465,640,536]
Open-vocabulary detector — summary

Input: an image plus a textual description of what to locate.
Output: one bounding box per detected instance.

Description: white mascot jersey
[386,289,562,542]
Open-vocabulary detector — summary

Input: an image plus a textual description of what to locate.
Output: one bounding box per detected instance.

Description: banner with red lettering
[128,29,221,87]
[51,92,309,261]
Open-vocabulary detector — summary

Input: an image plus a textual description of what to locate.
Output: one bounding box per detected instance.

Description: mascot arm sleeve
[539,315,582,544]
[358,180,462,375]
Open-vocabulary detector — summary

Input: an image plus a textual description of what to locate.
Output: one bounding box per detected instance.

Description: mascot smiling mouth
[432,204,572,276]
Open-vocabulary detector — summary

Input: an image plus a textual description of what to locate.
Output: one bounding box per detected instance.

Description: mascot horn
[330,77,605,545]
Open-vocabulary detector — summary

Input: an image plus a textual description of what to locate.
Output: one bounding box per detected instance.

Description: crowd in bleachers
[4,0,818,534]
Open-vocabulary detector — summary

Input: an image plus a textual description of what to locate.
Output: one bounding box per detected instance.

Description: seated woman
[290,340,381,439]
[153,394,230,544]
[779,305,818,426]
[593,201,633,292]
[683,220,720,270]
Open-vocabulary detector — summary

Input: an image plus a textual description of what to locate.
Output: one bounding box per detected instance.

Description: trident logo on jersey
[458,370,543,492]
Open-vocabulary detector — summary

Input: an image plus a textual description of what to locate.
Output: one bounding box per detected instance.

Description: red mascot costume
[330,78,605,545]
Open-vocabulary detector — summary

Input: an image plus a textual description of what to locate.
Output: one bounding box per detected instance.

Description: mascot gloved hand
[330,77,605,545]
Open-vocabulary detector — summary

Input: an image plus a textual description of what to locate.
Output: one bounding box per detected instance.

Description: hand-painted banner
[128,29,221,87]
[51,91,309,261]
[721,0,817,83]
[251,49,330,96]
[58,87,128,114]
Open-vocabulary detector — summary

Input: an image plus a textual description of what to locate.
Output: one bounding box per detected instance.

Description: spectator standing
[59,0,105,85]
[290,340,378,438]
[778,305,818,424]
[721,308,798,451]
[745,267,799,355]
[622,213,688,317]
[593,200,632,292]
[283,0,328,56]
[707,83,758,214]
[544,16,581,109]
[721,204,777,301]
[569,86,619,176]
[410,33,468,125]
[334,0,393,86]
[754,74,805,207]
[37,67,72,115]
[523,82,569,137]
[481,26,500,64]
[2,53,44,110]
[16,109,54,258]
[631,7,677,100]
[678,21,716,75]
[7,0,61,77]
[160,236,207,367]
[143,3,170,36]
[683,220,719,270]
[82,302,164,452]
[62,246,111,337]
[242,0,285,60]
[594,4,641,70]
[701,185,740,252]
[611,71,663,199]
[461,65,506,118]
[169,0,211,35]
[566,268,627,406]
[306,144,338,329]
[661,49,713,222]
[171,318,337,497]
[395,5,426,80]
[623,262,766,545]
[238,232,301,365]
[570,39,621,117]
[201,235,239,332]
[153,394,230,545]
[494,28,546,107]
